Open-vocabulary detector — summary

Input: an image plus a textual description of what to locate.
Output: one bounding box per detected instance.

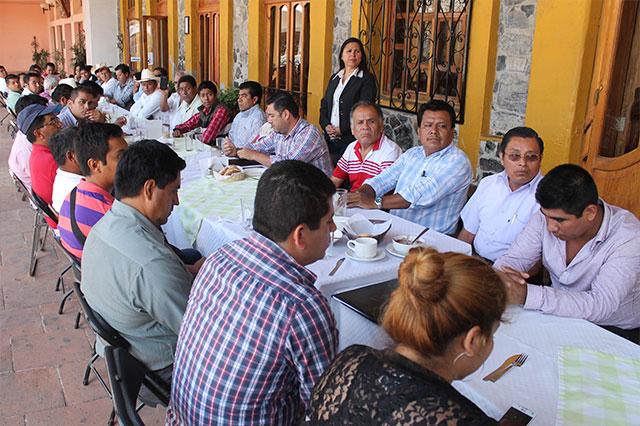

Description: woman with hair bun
[310,247,506,425]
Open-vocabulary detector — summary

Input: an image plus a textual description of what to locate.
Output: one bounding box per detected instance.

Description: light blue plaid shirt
[365,143,472,234]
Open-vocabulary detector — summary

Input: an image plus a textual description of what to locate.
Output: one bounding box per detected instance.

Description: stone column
[83,0,120,66]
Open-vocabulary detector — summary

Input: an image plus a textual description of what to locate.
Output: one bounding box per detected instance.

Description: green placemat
[177,176,258,244]
[557,346,640,425]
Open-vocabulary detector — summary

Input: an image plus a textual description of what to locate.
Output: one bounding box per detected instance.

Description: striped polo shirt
[332,135,402,191]
[58,180,114,260]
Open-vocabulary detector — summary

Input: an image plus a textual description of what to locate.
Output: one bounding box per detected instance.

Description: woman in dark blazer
[320,37,377,163]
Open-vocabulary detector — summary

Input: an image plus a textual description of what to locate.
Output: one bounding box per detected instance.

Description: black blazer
[319,69,377,155]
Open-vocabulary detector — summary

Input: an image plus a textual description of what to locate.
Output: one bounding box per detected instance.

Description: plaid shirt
[252,118,333,176]
[365,143,472,234]
[167,233,338,425]
[174,103,231,146]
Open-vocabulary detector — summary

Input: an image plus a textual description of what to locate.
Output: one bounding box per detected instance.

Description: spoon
[410,227,430,244]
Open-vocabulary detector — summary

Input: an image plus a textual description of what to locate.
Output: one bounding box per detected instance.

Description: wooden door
[581,0,640,217]
[141,16,169,71]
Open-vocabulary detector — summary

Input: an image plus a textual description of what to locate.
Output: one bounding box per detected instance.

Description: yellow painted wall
[306,1,334,126]
[525,0,602,170]
[219,0,233,89]
[183,0,200,76]
[167,0,179,78]
[247,0,265,83]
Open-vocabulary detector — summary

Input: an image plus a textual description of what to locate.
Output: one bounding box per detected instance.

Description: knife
[329,257,345,276]
[482,354,520,382]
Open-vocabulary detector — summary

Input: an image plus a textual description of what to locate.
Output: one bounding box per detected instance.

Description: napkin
[344,214,391,237]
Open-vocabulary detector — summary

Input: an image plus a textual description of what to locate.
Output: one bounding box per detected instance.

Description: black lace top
[309,345,497,425]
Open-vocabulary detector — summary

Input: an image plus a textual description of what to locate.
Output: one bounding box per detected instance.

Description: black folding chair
[104,346,172,426]
[52,237,82,327]
[9,171,52,276]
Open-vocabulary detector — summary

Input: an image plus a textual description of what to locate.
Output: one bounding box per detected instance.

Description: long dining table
[164,148,640,425]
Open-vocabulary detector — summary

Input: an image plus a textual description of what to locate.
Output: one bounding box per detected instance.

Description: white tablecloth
[332,301,640,424]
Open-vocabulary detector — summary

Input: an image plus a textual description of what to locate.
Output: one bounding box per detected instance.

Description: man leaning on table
[226,80,266,148]
[495,164,640,342]
[82,140,203,405]
[223,92,333,176]
[458,126,544,262]
[347,100,472,234]
[167,160,338,425]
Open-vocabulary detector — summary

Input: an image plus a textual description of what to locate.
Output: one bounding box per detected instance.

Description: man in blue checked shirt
[347,100,472,234]
[167,160,338,425]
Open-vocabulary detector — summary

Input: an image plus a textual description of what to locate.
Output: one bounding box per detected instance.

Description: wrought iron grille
[357,0,472,123]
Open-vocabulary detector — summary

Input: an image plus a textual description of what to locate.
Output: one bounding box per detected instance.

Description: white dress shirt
[330,69,363,127]
[228,104,266,148]
[129,89,163,120]
[461,171,543,261]
[101,77,119,98]
[52,169,83,213]
[8,131,33,190]
[169,94,203,131]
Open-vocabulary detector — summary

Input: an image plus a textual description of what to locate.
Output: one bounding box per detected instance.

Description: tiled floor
[0,123,166,424]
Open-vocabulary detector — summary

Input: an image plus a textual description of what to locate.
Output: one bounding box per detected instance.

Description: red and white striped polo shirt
[332,135,402,191]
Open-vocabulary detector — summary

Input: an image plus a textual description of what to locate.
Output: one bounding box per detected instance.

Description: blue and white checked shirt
[167,232,338,425]
[252,118,333,176]
[228,104,266,148]
[57,106,78,128]
[111,78,135,108]
[365,143,472,234]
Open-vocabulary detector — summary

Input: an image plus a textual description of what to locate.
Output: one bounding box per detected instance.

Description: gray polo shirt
[81,200,193,370]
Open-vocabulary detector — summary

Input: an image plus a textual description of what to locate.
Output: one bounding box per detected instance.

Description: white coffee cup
[347,237,378,259]
[392,235,415,256]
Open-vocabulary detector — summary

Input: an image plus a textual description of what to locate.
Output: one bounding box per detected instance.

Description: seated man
[227,80,266,148]
[57,84,107,128]
[50,83,73,114]
[495,164,640,340]
[109,63,135,109]
[21,72,44,97]
[43,62,57,77]
[5,74,22,112]
[331,101,401,191]
[347,100,472,234]
[78,65,97,83]
[96,65,118,99]
[8,95,48,190]
[50,127,82,212]
[129,69,164,121]
[458,126,544,262]
[223,93,332,176]
[58,123,127,259]
[82,140,198,401]
[167,160,338,425]
[162,74,202,132]
[0,65,6,95]
[20,103,63,227]
[172,80,231,145]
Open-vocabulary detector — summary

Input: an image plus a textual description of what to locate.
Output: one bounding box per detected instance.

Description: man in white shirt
[96,65,118,99]
[227,81,266,148]
[458,127,544,262]
[49,127,83,212]
[0,65,7,95]
[129,69,163,121]
[162,74,202,131]
[21,72,44,96]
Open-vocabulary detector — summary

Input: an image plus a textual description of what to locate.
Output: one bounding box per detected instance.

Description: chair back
[104,346,146,426]
[30,190,58,225]
[52,235,82,281]
[73,281,129,349]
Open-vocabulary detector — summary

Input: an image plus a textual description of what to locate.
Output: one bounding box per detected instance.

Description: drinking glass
[185,134,194,151]
[334,188,347,216]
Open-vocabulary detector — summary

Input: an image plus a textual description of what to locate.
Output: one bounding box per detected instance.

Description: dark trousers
[601,325,640,344]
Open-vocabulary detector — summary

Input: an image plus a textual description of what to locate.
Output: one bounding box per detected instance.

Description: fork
[483,353,528,382]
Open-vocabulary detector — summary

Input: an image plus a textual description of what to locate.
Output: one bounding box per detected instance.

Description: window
[264,1,310,115]
[127,19,142,72]
[356,0,472,122]
[199,12,220,83]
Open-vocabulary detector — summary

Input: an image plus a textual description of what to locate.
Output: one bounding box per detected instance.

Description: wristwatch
[374,197,383,209]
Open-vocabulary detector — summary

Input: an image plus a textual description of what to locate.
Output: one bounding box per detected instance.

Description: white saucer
[386,243,407,258]
[345,248,386,262]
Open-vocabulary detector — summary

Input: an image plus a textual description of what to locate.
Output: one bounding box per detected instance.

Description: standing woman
[320,37,377,164]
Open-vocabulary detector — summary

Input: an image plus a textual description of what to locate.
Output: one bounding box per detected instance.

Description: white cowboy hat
[138,69,160,83]
[94,63,111,73]
[58,77,77,88]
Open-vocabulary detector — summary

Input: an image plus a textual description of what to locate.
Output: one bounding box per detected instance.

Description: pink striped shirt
[333,135,402,191]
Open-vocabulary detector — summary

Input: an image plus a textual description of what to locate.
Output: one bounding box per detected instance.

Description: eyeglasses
[40,116,61,128]
[506,152,541,163]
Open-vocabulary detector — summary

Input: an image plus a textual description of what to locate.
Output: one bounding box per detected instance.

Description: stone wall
[477,140,505,181]
[331,0,353,71]
[232,0,249,85]
[489,0,537,135]
[177,0,186,73]
[381,108,419,152]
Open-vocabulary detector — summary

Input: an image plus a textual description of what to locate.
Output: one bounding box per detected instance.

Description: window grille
[357,0,472,122]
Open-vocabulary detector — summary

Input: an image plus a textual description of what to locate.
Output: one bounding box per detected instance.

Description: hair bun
[400,247,448,304]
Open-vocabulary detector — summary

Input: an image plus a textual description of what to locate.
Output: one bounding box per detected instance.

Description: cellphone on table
[159,76,168,90]
[499,405,535,426]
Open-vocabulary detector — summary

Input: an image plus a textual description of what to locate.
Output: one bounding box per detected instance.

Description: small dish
[345,248,386,262]
[386,243,407,258]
